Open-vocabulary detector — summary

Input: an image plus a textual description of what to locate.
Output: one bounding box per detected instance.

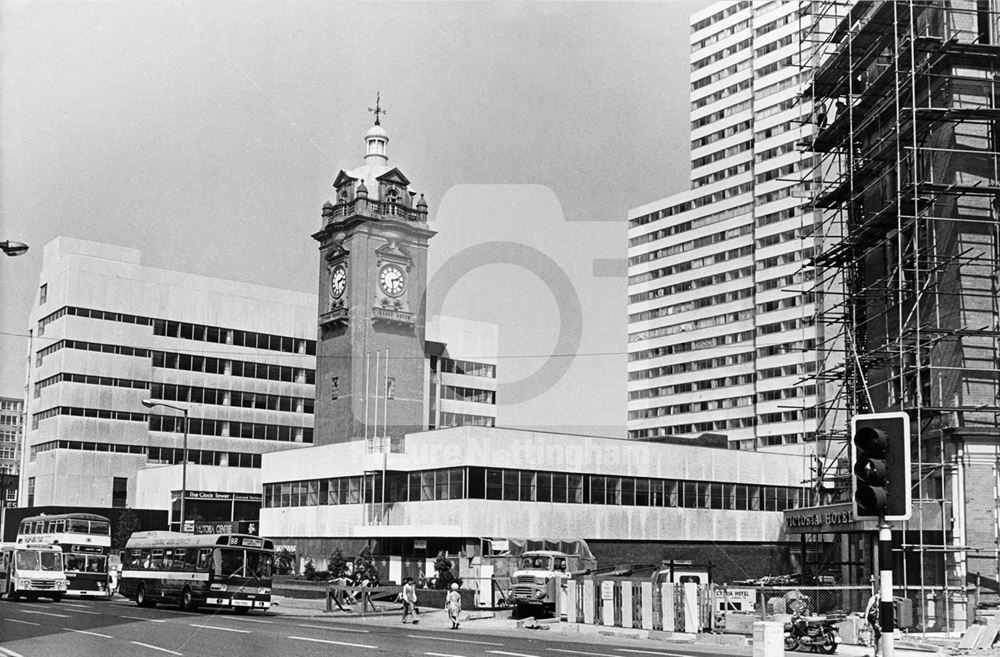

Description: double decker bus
[17,513,112,598]
[119,531,274,613]
[0,542,69,601]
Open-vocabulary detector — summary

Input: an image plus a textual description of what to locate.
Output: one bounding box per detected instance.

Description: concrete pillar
[621,581,633,629]
[753,621,784,657]
[582,580,595,624]
[661,582,676,631]
[683,581,698,632]
[602,581,615,626]
[641,581,654,630]
[565,579,578,623]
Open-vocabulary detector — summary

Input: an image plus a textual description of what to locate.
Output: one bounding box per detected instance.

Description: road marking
[65,609,102,615]
[298,623,370,633]
[226,616,273,624]
[548,650,621,657]
[19,610,71,618]
[61,603,93,609]
[190,624,252,634]
[425,653,468,657]
[131,641,183,656]
[120,615,167,623]
[0,647,29,657]
[487,652,541,657]
[408,634,504,646]
[6,619,40,626]
[613,650,693,657]
[288,636,377,649]
[64,627,113,638]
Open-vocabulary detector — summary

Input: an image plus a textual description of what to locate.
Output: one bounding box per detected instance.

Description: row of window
[440,386,495,404]
[30,440,261,468]
[629,245,753,287]
[629,201,751,244]
[629,329,756,363]
[629,224,751,266]
[0,400,22,411]
[32,405,313,443]
[628,288,753,324]
[628,427,813,447]
[691,17,751,52]
[35,339,316,386]
[152,383,314,414]
[153,350,315,384]
[629,395,754,420]
[691,36,750,72]
[628,267,753,307]
[265,465,806,512]
[692,121,752,151]
[439,412,494,428]
[691,139,752,170]
[628,309,753,344]
[692,162,752,189]
[691,2,748,36]
[630,373,755,400]
[37,305,316,356]
[36,372,148,397]
[437,357,496,379]
[693,79,751,111]
[150,414,312,443]
[629,351,754,382]
[1,430,17,443]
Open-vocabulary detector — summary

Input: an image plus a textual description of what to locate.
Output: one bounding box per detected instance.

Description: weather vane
[368,92,387,126]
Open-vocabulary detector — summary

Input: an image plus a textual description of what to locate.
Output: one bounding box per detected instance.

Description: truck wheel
[7,584,20,601]
[513,602,528,619]
[51,594,64,603]
[179,586,194,612]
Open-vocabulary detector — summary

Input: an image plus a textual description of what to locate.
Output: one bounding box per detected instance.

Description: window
[112,477,128,508]
[39,284,47,304]
[27,477,35,507]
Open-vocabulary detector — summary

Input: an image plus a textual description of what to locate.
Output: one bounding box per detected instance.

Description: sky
[1,0,713,437]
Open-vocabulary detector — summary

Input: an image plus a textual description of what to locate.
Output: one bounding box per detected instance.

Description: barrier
[564,578,707,632]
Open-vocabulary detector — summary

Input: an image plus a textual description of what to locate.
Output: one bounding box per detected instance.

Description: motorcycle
[783,613,842,653]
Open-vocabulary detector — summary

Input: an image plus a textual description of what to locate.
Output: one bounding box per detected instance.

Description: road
[0,597,754,657]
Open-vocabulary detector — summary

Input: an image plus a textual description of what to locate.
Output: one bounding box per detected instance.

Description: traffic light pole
[879,520,895,657]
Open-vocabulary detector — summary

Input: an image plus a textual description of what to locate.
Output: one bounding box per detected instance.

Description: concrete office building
[627,1,830,450]
[1,397,23,509]
[20,237,318,521]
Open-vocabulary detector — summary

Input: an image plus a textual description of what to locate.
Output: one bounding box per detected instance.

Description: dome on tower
[365,124,388,141]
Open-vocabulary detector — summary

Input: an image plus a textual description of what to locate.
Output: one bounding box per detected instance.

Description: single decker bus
[17,513,112,598]
[0,542,69,601]
[119,531,274,613]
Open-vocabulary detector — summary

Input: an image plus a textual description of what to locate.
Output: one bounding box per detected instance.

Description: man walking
[401,576,419,624]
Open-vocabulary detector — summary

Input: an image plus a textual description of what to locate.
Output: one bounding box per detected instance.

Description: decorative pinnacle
[368,92,387,126]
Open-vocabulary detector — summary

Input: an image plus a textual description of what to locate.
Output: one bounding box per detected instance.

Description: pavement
[268,594,957,655]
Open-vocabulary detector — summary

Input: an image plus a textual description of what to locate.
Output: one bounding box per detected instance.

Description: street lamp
[141,399,190,532]
[0,241,29,257]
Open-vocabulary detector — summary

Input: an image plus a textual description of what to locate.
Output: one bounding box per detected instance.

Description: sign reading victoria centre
[783,503,877,534]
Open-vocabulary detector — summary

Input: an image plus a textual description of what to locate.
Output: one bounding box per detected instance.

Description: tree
[352,545,379,586]
[328,547,348,579]
[112,507,141,552]
[434,551,457,589]
[275,548,295,576]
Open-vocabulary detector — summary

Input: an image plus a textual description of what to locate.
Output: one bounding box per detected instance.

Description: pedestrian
[445,582,462,629]
[864,589,882,657]
[401,576,419,624]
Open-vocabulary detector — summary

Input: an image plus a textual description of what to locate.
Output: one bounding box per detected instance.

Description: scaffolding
[800,0,1000,612]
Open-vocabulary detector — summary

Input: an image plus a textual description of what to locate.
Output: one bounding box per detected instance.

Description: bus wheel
[179,587,195,612]
[51,594,64,603]
[137,584,155,608]
[234,606,250,615]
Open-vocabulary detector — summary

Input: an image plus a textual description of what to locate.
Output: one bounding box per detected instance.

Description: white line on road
[407,634,504,646]
[548,649,622,657]
[487,652,542,657]
[61,603,93,609]
[298,623,370,633]
[19,610,71,618]
[227,616,273,624]
[0,646,29,657]
[6,619,40,626]
[613,650,695,657]
[120,615,167,623]
[288,635,378,649]
[65,609,102,615]
[425,652,469,657]
[190,624,252,634]
[64,627,113,639]
[131,641,183,656]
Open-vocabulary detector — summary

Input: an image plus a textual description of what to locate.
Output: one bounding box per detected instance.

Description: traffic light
[851,412,912,520]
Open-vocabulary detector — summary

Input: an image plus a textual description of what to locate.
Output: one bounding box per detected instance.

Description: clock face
[330,265,347,299]
[379,264,406,297]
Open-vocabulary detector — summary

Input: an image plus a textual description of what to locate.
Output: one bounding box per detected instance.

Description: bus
[119,531,274,613]
[17,513,112,598]
[0,542,69,601]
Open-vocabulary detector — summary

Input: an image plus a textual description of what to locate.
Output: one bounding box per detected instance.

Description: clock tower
[312,114,435,445]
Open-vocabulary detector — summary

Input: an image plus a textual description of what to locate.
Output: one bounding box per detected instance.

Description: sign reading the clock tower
[312,110,435,445]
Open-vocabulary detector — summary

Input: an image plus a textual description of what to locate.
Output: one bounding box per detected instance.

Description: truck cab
[509,550,575,617]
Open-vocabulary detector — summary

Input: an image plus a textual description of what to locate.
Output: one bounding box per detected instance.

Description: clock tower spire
[312,107,435,446]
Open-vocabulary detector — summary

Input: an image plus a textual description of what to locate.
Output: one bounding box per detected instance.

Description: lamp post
[0,241,29,257]
[141,399,189,532]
